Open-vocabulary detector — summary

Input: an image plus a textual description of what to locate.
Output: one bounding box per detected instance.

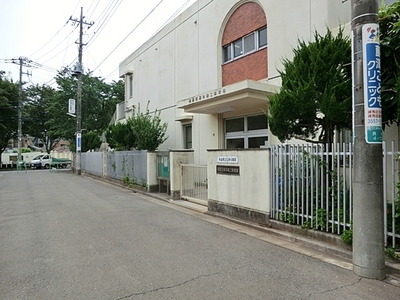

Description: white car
[29,154,45,169]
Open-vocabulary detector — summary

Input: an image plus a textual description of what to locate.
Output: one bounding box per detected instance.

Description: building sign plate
[217,156,238,164]
[216,165,240,175]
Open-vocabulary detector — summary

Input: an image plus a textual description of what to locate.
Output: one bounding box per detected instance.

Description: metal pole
[351,0,385,280]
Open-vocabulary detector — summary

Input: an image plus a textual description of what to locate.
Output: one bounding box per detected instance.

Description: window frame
[128,75,133,99]
[223,26,267,64]
[183,123,193,149]
[224,114,269,149]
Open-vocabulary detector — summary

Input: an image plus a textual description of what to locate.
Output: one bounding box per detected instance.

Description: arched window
[221,2,268,86]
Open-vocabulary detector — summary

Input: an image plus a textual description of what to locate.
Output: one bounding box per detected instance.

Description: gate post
[169,150,194,199]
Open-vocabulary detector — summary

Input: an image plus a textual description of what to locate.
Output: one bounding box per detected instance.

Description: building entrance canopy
[177,80,279,115]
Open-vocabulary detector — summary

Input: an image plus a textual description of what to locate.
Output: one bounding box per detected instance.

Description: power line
[28,0,86,62]
[92,0,164,73]
[85,0,122,47]
[32,25,79,62]
[28,19,71,60]
[101,1,200,82]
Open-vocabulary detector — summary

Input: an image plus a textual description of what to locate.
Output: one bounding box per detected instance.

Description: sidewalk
[86,173,400,286]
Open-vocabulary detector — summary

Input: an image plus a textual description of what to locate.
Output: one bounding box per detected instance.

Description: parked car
[28,155,45,169]
[29,154,71,169]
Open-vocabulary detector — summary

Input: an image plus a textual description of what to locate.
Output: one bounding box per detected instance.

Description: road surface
[0,170,399,299]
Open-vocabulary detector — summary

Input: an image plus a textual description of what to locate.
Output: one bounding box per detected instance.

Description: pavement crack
[306,277,362,298]
[113,271,222,299]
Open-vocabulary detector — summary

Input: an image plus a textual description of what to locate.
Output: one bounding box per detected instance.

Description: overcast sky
[0,0,196,86]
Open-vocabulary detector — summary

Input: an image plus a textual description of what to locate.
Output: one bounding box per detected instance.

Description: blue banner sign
[76,133,81,152]
[362,23,382,144]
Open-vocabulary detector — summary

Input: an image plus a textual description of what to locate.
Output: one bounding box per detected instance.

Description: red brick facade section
[222,2,268,86]
[222,48,268,86]
[222,2,267,46]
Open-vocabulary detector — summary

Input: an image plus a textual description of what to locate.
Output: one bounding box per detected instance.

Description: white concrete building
[117,0,394,165]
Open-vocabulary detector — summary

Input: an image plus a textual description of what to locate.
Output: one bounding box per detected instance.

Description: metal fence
[106,151,147,185]
[180,164,208,205]
[270,142,400,248]
[81,152,103,176]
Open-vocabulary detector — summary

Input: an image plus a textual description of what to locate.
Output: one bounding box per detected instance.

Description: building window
[223,44,233,62]
[243,32,255,54]
[184,124,192,149]
[258,26,267,48]
[129,75,133,98]
[233,40,243,58]
[225,114,268,149]
[223,27,267,63]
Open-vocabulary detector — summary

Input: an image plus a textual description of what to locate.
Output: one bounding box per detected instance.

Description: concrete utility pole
[11,57,32,165]
[17,58,23,163]
[351,0,385,280]
[70,7,93,175]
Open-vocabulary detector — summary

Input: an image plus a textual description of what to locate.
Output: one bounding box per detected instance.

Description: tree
[81,131,101,152]
[21,71,123,153]
[268,28,352,144]
[105,122,135,150]
[129,102,168,151]
[77,75,122,133]
[379,0,400,127]
[0,71,19,162]
[23,84,61,153]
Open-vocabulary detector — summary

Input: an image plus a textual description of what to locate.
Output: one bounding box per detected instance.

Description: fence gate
[180,164,208,205]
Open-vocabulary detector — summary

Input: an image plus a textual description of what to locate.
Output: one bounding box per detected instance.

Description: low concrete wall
[147,152,158,192]
[207,149,270,224]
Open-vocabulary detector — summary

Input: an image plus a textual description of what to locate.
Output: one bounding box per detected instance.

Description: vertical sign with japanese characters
[76,132,81,152]
[362,23,382,144]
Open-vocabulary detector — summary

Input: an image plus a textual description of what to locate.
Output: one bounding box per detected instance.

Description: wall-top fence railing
[180,164,208,204]
[270,141,400,248]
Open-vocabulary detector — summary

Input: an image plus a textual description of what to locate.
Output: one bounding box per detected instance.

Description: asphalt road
[0,170,399,299]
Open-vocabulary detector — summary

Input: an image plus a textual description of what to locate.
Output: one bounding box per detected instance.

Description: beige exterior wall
[207,149,270,213]
[119,0,355,165]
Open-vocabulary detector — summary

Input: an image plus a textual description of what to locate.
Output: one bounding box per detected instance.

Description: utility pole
[18,58,23,164]
[351,0,385,280]
[70,7,93,175]
[11,57,32,165]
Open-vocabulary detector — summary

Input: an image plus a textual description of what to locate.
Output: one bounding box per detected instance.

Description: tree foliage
[0,71,19,158]
[106,102,168,151]
[379,0,400,126]
[268,28,352,144]
[23,84,61,153]
[128,102,168,151]
[81,131,101,152]
[54,72,123,142]
[21,71,124,153]
[105,122,135,150]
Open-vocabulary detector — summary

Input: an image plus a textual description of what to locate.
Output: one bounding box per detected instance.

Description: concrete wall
[207,148,270,224]
[147,152,159,192]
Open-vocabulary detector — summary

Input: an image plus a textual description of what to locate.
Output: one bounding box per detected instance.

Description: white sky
[0,0,196,86]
